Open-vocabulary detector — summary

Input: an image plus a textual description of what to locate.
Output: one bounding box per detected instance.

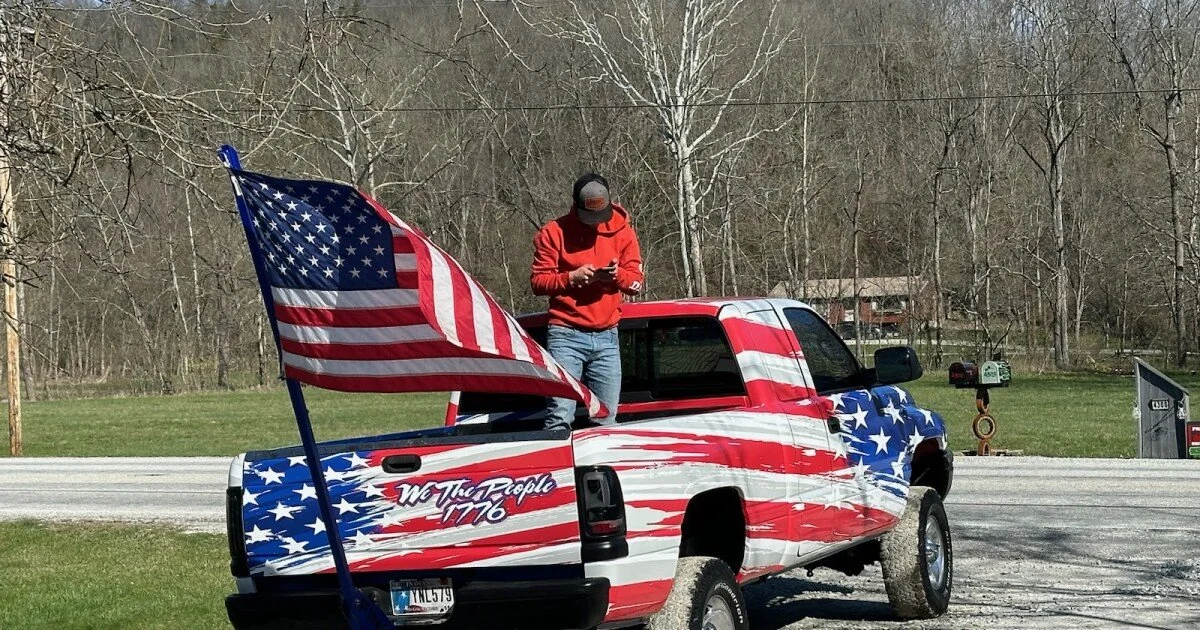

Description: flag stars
[359,235,370,245]
[300,211,312,222]
[291,222,302,232]
[350,268,361,278]
[373,246,385,256]
[246,525,274,544]
[273,191,284,200]
[377,268,389,278]
[333,257,344,267]
[868,429,892,454]
[287,201,298,211]
[319,245,331,255]
[346,246,357,255]
[281,537,310,555]
[304,234,316,244]
[257,467,285,485]
[371,224,383,234]
[268,502,303,521]
[361,257,373,267]
[316,224,328,233]
[323,268,334,278]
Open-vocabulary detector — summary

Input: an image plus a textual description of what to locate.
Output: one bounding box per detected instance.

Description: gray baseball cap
[577,180,613,225]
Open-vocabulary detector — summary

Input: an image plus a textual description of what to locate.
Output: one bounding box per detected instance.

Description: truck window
[458,316,744,417]
[784,308,863,394]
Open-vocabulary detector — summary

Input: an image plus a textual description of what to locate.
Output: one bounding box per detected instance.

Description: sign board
[1135,358,1190,459]
[1187,421,1200,459]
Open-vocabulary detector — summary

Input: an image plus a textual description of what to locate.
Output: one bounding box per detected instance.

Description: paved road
[2,456,1198,629]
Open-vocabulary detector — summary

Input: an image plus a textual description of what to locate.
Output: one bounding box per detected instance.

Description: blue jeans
[544,325,621,431]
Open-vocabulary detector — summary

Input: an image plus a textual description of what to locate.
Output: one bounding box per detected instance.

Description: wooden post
[0,16,21,456]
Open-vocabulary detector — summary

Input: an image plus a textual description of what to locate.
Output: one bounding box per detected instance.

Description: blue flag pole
[218,145,386,629]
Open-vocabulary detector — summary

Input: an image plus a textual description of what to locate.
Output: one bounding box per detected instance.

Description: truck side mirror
[875,346,923,385]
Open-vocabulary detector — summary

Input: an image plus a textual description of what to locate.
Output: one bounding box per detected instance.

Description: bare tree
[504,0,792,296]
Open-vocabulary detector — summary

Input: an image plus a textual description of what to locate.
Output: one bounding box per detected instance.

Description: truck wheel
[648,557,749,630]
[880,486,953,619]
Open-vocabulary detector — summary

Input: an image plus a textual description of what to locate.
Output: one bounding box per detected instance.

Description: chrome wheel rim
[702,593,735,630]
[925,518,946,590]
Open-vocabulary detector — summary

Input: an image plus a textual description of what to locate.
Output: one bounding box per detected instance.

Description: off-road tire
[880,486,953,619]
[647,557,749,630]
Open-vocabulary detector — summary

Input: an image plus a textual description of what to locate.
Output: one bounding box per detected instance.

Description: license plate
[390,578,454,623]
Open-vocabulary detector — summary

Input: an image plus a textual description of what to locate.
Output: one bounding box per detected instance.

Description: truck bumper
[226,577,610,630]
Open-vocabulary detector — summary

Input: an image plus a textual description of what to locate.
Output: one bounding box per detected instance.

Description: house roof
[769,276,925,300]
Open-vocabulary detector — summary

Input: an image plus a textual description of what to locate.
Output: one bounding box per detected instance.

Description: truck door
[732,306,842,566]
[780,307,903,542]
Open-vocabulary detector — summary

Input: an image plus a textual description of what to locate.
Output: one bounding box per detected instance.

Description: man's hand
[593,258,619,284]
[569,264,597,287]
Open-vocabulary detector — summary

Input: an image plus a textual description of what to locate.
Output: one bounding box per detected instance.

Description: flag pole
[218,145,384,629]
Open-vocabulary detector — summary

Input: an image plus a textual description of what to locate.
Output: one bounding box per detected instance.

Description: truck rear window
[458,316,744,415]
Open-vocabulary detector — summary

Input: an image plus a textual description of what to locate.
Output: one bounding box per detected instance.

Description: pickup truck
[224,297,954,630]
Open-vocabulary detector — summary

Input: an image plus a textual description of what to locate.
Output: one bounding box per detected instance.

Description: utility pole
[0,11,22,456]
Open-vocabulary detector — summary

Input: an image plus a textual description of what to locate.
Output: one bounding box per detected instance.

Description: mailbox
[948,362,978,389]
[950,360,1011,389]
[1135,358,1191,459]
[979,361,1012,387]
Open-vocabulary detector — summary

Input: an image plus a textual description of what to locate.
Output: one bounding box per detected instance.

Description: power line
[93,87,1199,114]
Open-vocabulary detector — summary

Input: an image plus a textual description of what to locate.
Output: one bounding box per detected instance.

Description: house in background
[769,276,930,336]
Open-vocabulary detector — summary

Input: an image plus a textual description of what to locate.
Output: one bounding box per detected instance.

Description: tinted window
[458,316,744,414]
[784,308,862,393]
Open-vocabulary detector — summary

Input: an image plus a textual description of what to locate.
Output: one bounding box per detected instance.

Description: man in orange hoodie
[531,174,643,430]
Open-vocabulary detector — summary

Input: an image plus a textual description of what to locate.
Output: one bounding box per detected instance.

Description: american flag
[227,168,601,415]
[830,385,946,499]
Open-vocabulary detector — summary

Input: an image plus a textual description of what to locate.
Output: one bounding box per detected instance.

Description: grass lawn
[0,371,1167,458]
[0,521,229,629]
[7,387,448,457]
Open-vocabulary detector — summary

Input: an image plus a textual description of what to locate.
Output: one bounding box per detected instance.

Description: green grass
[7,387,447,457]
[905,371,1169,457]
[0,372,1165,458]
[0,521,229,629]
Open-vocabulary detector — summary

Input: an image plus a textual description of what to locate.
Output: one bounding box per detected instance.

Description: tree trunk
[1166,91,1187,366]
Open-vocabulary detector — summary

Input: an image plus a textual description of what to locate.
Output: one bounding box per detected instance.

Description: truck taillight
[226,487,250,578]
[577,466,626,539]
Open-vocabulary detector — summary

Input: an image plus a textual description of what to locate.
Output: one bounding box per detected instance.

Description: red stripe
[394,270,419,289]
[446,251,480,351]
[588,429,843,476]
[274,304,426,328]
[391,235,415,254]
[743,501,898,543]
[280,338,487,361]
[606,579,674,621]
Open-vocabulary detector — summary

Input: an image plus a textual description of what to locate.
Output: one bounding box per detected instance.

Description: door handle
[382,454,422,474]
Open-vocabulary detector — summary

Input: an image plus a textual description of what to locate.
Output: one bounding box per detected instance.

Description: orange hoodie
[530,203,644,331]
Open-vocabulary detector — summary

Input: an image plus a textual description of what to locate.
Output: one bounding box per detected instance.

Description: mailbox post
[950,359,1012,455]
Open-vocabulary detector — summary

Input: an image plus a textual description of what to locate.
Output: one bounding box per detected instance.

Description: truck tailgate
[238,433,580,576]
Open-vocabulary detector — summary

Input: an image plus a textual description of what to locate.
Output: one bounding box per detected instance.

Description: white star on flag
[335,498,361,515]
[246,525,274,544]
[845,406,870,430]
[306,518,327,535]
[345,453,370,469]
[883,402,904,424]
[350,530,374,548]
[868,429,892,454]
[242,489,263,507]
[287,456,307,467]
[294,484,317,501]
[257,467,285,485]
[360,483,386,499]
[281,537,310,554]
[268,503,304,521]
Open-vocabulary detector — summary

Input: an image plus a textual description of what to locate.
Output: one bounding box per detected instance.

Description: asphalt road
[2,456,1198,629]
